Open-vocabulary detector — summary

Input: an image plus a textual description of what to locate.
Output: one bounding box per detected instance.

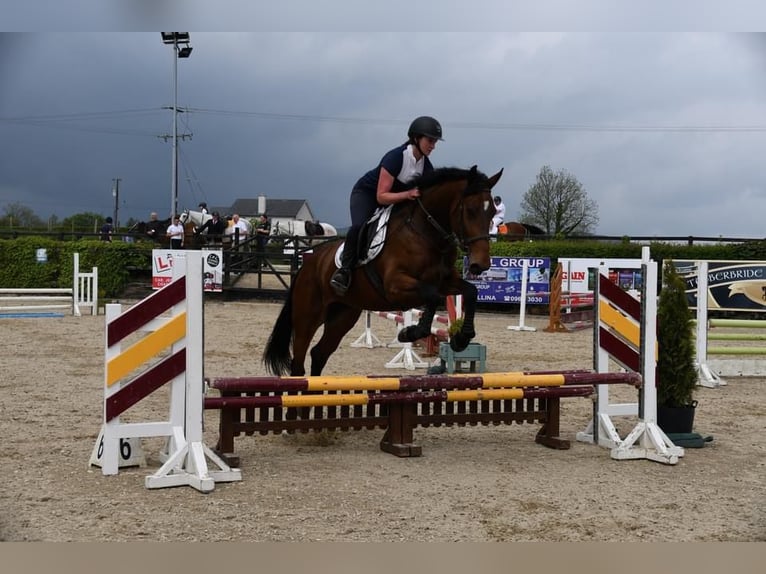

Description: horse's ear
[469,165,478,175]
[488,168,504,189]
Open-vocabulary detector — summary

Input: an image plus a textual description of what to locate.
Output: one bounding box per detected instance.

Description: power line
[4,106,766,135]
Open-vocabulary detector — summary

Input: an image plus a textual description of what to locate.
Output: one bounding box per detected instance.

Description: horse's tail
[263,286,295,375]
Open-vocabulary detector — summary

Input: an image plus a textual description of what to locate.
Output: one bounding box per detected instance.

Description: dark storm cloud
[2,29,766,237]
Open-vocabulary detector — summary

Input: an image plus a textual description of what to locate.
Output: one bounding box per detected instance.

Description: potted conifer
[656,259,698,433]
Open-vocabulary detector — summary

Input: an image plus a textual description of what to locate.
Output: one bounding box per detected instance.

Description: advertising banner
[152,249,224,292]
[557,257,644,295]
[675,260,766,312]
[464,256,551,304]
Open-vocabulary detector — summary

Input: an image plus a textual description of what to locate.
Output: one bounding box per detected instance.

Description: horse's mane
[411,166,490,197]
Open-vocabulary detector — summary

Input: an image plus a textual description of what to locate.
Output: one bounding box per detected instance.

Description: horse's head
[415,165,503,275]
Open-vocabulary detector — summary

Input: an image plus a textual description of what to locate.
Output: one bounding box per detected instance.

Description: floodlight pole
[171,41,179,220]
[162,32,191,220]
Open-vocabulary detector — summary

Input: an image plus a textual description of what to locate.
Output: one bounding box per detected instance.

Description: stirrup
[330,268,351,294]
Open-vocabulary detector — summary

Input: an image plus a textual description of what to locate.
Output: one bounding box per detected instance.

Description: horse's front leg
[397,303,437,343]
[449,279,478,352]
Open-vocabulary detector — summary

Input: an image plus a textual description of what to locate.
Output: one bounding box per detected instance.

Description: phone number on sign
[478,294,547,304]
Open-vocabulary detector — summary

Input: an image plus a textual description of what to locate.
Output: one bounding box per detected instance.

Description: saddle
[334,206,392,268]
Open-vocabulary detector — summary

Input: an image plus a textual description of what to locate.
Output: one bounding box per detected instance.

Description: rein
[412,181,490,250]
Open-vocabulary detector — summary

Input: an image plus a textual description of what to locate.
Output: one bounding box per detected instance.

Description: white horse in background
[182,210,335,243]
[180,209,212,231]
[271,219,337,238]
[181,209,251,237]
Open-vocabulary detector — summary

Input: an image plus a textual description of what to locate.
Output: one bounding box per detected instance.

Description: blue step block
[438,342,487,374]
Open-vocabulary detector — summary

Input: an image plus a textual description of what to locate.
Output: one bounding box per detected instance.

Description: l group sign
[152,249,224,292]
[464,256,551,304]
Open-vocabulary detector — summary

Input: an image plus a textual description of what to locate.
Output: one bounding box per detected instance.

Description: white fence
[0,253,98,316]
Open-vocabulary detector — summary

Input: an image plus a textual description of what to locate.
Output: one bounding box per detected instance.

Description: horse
[496,221,546,240]
[263,165,503,376]
[180,209,221,247]
[129,216,171,246]
[272,219,338,239]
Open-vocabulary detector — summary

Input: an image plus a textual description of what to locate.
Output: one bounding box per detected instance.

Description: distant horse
[263,165,502,376]
[496,221,546,240]
[129,217,171,246]
[272,219,338,239]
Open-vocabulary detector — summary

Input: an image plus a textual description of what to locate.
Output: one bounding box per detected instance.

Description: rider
[195,210,227,243]
[489,195,506,236]
[330,115,443,295]
[198,202,209,215]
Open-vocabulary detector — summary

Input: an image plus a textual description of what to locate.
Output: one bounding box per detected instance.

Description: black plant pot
[657,400,697,434]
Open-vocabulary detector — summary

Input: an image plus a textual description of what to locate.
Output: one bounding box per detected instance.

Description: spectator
[100,217,113,242]
[254,213,271,268]
[145,212,164,241]
[195,211,227,244]
[166,215,185,249]
[231,213,249,242]
[255,213,271,251]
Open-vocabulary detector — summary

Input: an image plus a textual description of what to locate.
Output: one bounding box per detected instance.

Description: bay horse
[263,165,503,376]
[496,221,545,240]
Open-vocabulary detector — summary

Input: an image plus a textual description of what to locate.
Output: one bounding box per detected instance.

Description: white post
[73,252,80,317]
[145,251,242,492]
[507,259,536,332]
[385,309,428,370]
[350,311,383,348]
[694,261,725,387]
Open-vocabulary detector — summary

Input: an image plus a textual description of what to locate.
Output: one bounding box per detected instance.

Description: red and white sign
[152,249,224,292]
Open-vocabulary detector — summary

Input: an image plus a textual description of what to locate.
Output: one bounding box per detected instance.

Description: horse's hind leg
[289,302,325,377]
[309,304,362,375]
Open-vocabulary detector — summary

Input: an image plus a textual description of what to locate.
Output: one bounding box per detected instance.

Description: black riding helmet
[408,116,444,141]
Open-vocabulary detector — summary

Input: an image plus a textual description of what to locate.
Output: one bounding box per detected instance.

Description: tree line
[0,202,139,232]
[2,165,600,236]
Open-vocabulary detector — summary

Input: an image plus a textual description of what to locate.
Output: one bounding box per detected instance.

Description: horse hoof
[450,333,473,353]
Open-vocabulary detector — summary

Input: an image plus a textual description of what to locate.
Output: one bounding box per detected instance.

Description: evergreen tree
[657,259,697,406]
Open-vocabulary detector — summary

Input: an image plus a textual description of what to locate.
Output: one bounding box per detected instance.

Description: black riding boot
[330,228,359,295]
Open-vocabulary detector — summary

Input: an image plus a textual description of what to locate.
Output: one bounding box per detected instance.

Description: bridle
[413,180,491,251]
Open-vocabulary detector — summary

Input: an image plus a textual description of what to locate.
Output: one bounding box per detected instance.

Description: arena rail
[0,253,98,316]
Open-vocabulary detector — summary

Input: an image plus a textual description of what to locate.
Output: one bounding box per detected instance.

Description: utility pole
[112,178,121,229]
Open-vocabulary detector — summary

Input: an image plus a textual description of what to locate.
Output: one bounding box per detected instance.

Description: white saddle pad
[334,206,392,268]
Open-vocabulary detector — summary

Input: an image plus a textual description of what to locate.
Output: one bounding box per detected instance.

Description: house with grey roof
[210,195,320,235]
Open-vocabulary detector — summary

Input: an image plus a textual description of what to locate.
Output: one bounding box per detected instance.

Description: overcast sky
[2,5,766,238]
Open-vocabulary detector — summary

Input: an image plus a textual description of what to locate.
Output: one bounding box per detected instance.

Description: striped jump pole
[350,297,461,352]
[210,370,640,394]
[90,251,241,493]
[205,384,597,410]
